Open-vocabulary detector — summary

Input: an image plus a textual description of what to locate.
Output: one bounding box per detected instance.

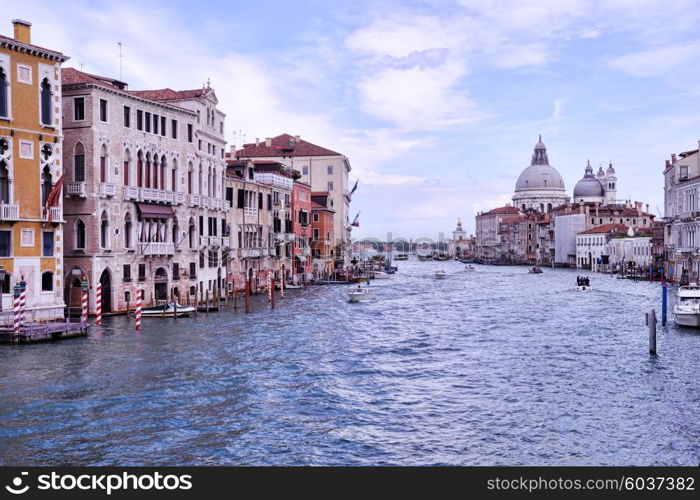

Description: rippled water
[1,260,698,465]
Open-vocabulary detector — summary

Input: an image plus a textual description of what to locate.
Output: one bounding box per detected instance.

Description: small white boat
[673,284,700,327]
[373,271,391,279]
[284,283,303,289]
[435,270,447,279]
[465,265,476,272]
[575,285,592,291]
[347,287,370,303]
[138,302,196,317]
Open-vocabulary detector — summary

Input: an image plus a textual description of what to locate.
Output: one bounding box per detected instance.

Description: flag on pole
[43,174,63,225]
[351,211,360,227]
[349,179,359,196]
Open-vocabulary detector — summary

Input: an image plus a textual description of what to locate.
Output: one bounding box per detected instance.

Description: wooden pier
[0,321,89,344]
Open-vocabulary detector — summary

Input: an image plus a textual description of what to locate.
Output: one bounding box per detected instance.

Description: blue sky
[5,0,700,240]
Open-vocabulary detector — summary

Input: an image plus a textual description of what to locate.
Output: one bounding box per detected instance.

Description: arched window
[40,78,52,125]
[74,143,85,182]
[99,144,107,183]
[187,162,193,194]
[137,151,143,187]
[539,203,544,212]
[145,153,151,188]
[100,211,109,249]
[152,154,159,188]
[41,271,53,291]
[172,218,179,246]
[124,212,132,248]
[0,160,9,203]
[125,290,131,303]
[207,167,212,197]
[123,149,131,186]
[41,166,52,206]
[198,164,203,195]
[0,67,7,118]
[547,203,552,212]
[76,219,86,249]
[171,159,178,192]
[188,218,195,248]
[160,156,166,190]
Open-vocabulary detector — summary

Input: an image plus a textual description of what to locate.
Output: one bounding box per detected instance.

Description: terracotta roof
[579,223,628,235]
[235,134,342,158]
[127,88,211,101]
[0,34,68,61]
[484,206,521,215]
[62,67,126,89]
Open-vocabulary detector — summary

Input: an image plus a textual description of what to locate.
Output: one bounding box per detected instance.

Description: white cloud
[607,43,700,78]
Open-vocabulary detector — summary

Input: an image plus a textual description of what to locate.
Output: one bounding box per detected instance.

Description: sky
[4,0,700,241]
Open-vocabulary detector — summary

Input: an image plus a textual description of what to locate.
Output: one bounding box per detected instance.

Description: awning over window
[136,203,175,218]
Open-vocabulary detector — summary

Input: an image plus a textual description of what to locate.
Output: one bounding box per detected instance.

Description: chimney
[255,138,259,146]
[665,159,671,169]
[12,19,31,44]
[671,153,677,163]
[229,145,236,154]
[265,137,272,147]
[295,135,300,143]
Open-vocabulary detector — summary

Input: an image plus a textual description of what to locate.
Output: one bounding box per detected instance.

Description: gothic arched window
[40,78,52,125]
[0,160,9,204]
[0,67,7,118]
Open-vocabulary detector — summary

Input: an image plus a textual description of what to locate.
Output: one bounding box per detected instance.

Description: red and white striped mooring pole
[135,288,142,330]
[19,280,26,326]
[81,287,88,324]
[12,283,21,334]
[95,283,102,325]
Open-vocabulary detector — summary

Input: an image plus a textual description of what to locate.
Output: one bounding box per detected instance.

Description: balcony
[140,187,174,204]
[138,242,174,255]
[238,247,263,258]
[123,186,139,201]
[0,203,19,221]
[66,182,87,198]
[42,207,63,223]
[188,194,201,207]
[99,182,116,197]
[209,236,222,247]
[174,192,185,205]
[221,236,230,247]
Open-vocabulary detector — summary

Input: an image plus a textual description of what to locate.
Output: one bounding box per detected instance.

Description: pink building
[292,180,312,283]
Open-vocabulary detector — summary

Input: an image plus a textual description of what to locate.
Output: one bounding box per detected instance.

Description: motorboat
[673,284,700,327]
[347,287,370,303]
[465,265,476,272]
[575,277,591,290]
[528,266,543,274]
[395,253,409,261]
[435,270,447,279]
[373,271,391,279]
[284,283,303,289]
[138,302,196,318]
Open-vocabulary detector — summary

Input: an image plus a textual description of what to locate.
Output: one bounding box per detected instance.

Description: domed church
[572,159,617,205]
[512,136,569,213]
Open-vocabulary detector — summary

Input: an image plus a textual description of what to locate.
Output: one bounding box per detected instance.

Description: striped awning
[136,203,175,218]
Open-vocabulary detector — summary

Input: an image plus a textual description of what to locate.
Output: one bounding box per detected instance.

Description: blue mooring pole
[661,281,667,326]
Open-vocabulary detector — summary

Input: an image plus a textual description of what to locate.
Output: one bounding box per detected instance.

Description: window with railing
[123,264,131,282]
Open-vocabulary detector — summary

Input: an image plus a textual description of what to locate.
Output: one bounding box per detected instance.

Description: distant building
[447,219,475,258]
[554,214,586,266]
[292,180,312,283]
[232,134,352,265]
[605,227,653,272]
[576,223,628,271]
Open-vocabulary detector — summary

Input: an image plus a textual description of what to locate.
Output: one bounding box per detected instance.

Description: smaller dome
[606,162,615,175]
[573,160,605,198]
[596,165,605,179]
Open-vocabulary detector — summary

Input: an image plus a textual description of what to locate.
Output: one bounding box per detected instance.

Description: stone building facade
[61,68,228,313]
[0,20,68,321]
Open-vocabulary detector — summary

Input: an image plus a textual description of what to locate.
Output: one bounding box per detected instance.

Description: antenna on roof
[79,62,84,71]
[117,42,123,80]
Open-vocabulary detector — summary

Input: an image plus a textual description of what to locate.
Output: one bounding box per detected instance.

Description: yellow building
[0,20,68,321]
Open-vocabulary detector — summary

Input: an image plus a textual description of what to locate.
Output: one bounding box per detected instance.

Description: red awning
[136,203,175,218]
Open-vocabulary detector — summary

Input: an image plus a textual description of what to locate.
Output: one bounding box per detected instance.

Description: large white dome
[512,136,568,212]
[514,136,566,193]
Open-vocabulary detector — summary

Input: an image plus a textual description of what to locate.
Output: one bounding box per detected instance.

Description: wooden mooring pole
[661,282,667,326]
[646,308,657,355]
[245,278,250,314]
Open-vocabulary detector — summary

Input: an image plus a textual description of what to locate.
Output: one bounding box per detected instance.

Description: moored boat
[138,302,195,318]
[673,284,700,327]
[529,266,543,274]
[372,271,391,279]
[435,270,447,279]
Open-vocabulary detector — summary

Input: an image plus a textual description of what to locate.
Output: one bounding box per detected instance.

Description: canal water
[1,260,698,466]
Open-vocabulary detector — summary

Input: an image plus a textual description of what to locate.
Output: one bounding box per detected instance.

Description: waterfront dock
[0,321,88,344]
